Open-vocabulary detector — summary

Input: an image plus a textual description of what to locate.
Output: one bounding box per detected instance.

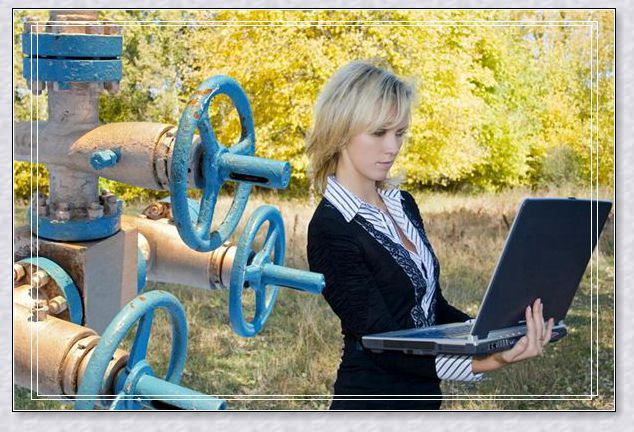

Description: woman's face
[340,125,407,182]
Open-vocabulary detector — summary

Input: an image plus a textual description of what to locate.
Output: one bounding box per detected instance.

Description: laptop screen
[470,198,612,339]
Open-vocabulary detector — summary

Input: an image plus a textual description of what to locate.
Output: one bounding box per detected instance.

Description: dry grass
[13,187,615,410]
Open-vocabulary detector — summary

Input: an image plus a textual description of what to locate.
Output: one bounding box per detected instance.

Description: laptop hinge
[466,334,478,344]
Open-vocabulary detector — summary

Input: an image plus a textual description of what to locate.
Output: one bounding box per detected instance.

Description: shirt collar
[324,175,401,223]
[377,186,402,207]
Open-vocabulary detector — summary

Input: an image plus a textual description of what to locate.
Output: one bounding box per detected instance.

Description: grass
[13,187,615,410]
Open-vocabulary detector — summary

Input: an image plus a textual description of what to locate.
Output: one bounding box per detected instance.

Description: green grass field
[13,187,615,410]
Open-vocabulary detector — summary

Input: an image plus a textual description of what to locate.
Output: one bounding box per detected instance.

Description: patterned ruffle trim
[353,215,436,328]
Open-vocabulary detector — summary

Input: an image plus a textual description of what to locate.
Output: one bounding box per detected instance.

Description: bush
[535,145,583,189]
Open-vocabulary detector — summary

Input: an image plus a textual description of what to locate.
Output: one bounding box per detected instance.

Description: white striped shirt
[324,175,483,383]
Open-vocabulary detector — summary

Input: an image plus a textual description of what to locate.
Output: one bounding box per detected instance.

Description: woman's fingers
[525,303,538,356]
[533,298,544,356]
[522,299,547,359]
[499,301,554,367]
[508,305,536,363]
[501,336,528,364]
[543,317,554,348]
[536,300,544,336]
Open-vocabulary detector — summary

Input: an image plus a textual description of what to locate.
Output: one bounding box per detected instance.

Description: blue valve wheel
[229,205,285,337]
[18,257,84,325]
[170,75,255,252]
[75,290,188,410]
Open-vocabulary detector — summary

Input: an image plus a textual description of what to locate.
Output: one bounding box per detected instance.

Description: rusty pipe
[13,302,127,398]
[15,121,176,189]
[124,215,237,291]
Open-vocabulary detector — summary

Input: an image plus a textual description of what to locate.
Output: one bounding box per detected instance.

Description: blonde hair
[305,59,415,196]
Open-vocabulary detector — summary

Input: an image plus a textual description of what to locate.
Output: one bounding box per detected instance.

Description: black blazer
[307,190,470,390]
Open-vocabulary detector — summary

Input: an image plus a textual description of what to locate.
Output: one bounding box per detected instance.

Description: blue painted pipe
[137,248,147,294]
[23,57,122,83]
[260,263,324,295]
[28,200,122,242]
[22,33,123,58]
[22,31,123,84]
[133,374,227,410]
[109,359,227,411]
[218,152,290,189]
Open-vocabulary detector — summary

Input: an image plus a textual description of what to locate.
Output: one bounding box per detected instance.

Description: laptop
[361,198,612,356]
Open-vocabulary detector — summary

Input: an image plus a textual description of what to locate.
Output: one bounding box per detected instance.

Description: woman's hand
[472,298,554,374]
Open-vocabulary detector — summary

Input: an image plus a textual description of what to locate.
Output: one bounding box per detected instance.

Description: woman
[305,60,554,410]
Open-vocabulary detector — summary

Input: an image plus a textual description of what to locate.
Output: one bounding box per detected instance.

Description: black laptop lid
[471,198,612,339]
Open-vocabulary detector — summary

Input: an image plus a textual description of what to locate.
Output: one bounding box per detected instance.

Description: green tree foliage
[13,10,614,200]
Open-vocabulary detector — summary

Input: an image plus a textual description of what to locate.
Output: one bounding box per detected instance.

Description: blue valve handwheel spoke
[229,205,285,337]
[260,229,279,261]
[127,310,155,368]
[254,282,270,319]
[75,291,188,410]
[197,143,219,233]
[229,137,253,157]
[171,75,255,252]
[196,181,218,236]
[251,228,278,271]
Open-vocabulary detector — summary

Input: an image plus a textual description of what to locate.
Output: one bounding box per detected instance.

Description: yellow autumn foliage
[13,9,614,200]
